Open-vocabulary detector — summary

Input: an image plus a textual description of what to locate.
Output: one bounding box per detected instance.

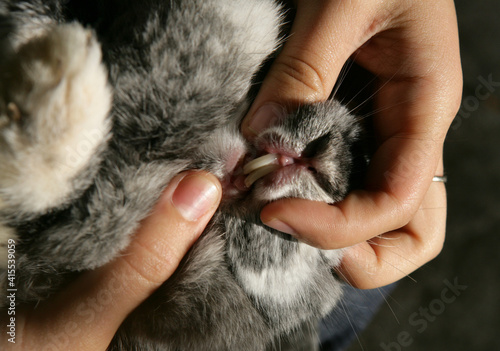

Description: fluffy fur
[0,1,367,350]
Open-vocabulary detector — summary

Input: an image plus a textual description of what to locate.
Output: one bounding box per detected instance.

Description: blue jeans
[319,283,397,350]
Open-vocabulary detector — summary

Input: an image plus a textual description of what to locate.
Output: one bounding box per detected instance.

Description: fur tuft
[0,1,366,350]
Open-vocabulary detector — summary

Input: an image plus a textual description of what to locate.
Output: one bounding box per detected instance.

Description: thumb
[10,171,221,351]
[241,0,383,138]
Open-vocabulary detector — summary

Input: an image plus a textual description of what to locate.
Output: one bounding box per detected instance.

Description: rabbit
[0,0,368,349]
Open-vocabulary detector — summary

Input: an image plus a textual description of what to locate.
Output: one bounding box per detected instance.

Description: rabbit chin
[252,167,334,203]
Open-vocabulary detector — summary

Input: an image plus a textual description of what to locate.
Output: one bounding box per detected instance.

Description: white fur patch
[0,24,111,213]
[234,243,339,305]
[218,0,282,63]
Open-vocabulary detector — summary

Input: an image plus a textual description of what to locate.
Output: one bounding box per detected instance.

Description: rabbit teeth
[244,164,281,188]
[243,154,280,187]
[243,154,279,175]
[243,153,298,188]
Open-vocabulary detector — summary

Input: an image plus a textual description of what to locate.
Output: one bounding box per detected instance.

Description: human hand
[1,171,221,350]
[241,0,462,289]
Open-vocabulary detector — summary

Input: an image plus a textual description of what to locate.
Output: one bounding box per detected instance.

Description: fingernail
[171,173,220,221]
[246,103,285,136]
[264,219,297,236]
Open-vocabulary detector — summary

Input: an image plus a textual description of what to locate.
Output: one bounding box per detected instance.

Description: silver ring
[432,175,447,183]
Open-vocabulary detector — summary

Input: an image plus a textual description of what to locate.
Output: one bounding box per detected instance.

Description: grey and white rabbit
[0,0,368,349]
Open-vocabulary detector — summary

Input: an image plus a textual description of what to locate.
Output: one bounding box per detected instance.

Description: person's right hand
[241,0,462,289]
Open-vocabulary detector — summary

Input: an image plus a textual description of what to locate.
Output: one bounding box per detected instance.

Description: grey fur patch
[0,1,367,349]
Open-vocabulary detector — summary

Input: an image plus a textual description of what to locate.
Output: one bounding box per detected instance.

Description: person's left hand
[1,171,221,350]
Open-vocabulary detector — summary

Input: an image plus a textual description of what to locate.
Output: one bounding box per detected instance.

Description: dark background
[347,1,500,350]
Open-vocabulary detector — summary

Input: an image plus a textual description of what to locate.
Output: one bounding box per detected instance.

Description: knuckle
[385,190,418,228]
[272,54,329,102]
[425,228,446,261]
[414,218,446,264]
[429,240,444,261]
[450,75,464,117]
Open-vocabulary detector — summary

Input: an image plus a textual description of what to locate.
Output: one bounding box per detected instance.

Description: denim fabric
[319,283,397,351]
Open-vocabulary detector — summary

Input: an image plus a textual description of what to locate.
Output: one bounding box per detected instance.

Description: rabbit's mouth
[242,153,315,188]
[224,150,311,197]
[238,130,328,190]
[222,131,329,201]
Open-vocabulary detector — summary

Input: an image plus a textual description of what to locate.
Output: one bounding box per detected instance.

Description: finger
[261,142,444,250]
[241,0,388,138]
[13,171,221,351]
[260,0,461,250]
[337,180,447,289]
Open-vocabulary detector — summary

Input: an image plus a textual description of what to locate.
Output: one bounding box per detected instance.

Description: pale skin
[1,0,462,348]
[1,171,223,349]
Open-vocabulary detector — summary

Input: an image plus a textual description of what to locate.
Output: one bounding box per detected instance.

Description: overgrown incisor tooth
[244,164,281,188]
[243,154,279,175]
